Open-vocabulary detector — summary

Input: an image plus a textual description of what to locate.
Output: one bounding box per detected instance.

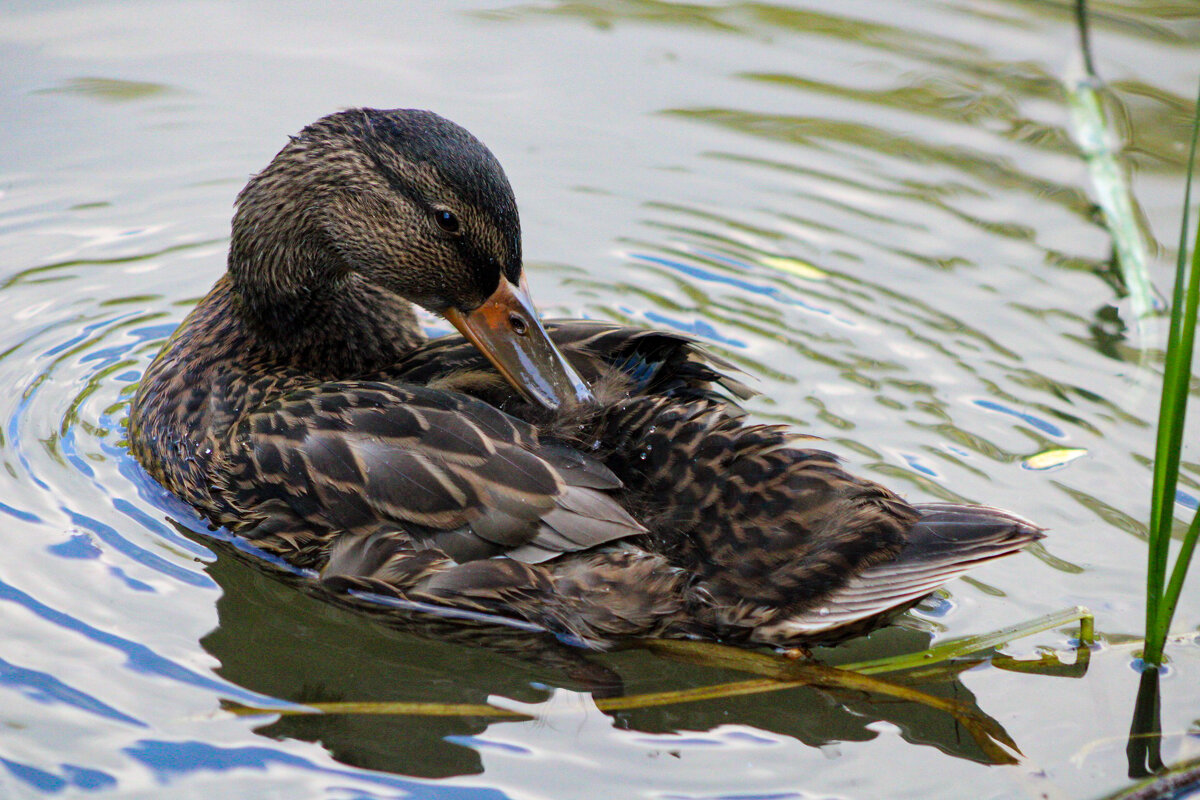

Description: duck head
[228,107,593,410]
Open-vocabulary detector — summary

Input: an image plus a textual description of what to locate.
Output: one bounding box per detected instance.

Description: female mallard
[129,108,1042,647]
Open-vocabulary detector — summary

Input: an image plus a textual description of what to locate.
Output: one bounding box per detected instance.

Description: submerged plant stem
[1068,0,1157,341]
[224,606,1093,731]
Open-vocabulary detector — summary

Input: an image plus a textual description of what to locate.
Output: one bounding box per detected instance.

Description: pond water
[3,1,1200,797]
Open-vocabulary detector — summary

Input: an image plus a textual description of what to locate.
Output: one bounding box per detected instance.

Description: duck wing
[219,382,644,568]
[387,320,752,405]
[587,395,1045,645]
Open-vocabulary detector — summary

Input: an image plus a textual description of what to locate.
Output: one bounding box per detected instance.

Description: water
[2,1,1199,797]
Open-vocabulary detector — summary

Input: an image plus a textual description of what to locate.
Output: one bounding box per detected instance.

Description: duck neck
[229,269,427,379]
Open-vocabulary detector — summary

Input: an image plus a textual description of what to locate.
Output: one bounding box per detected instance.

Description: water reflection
[1127,667,1163,779]
[197,540,1033,778]
[198,539,621,778]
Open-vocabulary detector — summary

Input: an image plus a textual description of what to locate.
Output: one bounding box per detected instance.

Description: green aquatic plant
[1066,0,1156,337]
[1142,81,1200,668]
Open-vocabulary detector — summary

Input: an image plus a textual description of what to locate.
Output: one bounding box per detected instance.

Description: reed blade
[1142,78,1200,665]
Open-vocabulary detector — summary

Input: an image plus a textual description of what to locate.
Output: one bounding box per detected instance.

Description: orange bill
[443,277,595,410]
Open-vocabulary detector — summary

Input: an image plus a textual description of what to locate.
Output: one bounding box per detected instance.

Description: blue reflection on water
[643,310,747,348]
[11,386,50,491]
[0,499,41,522]
[901,452,940,478]
[916,593,955,618]
[128,323,180,344]
[630,252,859,327]
[971,399,1065,438]
[44,316,126,358]
[109,566,155,592]
[633,253,821,308]
[444,736,531,755]
[80,345,132,364]
[0,656,144,726]
[661,792,805,800]
[60,426,95,479]
[111,496,214,560]
[64,510,212,588]
[1,758,68,793]
[0,757,119,794]
[47,533,102,559]
[123,740,508,799]
[61,765,117,791]
[0,577,284,706]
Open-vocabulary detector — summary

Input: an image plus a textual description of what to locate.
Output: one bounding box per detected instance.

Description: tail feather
[897,503,1042,559]
[755,503,1043,642]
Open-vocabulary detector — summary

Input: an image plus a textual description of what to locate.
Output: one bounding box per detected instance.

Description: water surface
[2,1,1199,797]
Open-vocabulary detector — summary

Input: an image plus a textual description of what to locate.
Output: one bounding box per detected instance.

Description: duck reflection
[193,538,1054,779]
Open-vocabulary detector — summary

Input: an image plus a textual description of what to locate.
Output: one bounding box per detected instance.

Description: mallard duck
[129,108,1042,648]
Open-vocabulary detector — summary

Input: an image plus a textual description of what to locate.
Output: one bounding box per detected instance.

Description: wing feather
[229,381,644,576]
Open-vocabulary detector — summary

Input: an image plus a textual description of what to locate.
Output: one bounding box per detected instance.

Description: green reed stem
[1142,79,1200,666]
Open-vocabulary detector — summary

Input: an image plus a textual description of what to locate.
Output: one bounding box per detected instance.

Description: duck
[128,108,1043,648]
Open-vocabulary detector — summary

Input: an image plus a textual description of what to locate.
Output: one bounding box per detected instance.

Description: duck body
[129,108,1041,647]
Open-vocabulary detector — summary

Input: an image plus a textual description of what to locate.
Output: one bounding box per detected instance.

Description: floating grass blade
[225,607,1093,716]
[227,672,1020,763]
[1142,78,1200,666]
[221,609,1096,767]
[226,665,1024,765]
[841,605,1094,676]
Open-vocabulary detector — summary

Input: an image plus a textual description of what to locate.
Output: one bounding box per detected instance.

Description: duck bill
[443,277,594,411]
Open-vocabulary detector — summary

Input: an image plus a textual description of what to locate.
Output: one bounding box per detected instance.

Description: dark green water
[1,1,1199,797]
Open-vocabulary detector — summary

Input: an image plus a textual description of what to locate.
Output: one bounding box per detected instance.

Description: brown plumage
[128,108,1043,648]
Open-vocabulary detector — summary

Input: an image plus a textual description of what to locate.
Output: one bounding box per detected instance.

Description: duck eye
[434,209,460,233]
